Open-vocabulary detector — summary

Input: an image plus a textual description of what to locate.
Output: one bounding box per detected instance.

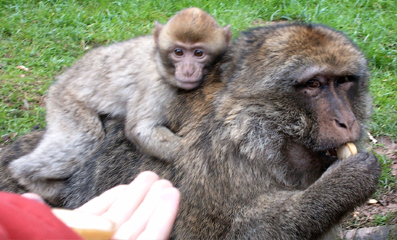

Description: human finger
[21,193,46,204]
[137,187,180,240]
[112,180,174,240]
[75,184,127,215]
[102,171,160,228]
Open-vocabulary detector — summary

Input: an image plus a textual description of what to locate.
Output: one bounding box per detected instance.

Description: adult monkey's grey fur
[0,23,380,239]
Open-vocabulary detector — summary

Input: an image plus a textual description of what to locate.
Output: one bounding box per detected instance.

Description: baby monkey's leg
[9,85,104,196]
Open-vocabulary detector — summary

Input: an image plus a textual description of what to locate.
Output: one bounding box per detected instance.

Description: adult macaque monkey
[1,23,380,239]
[9,7,232,191]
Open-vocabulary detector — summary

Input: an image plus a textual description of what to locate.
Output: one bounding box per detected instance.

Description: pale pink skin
[170,42,213,90]
[22,171,181,240]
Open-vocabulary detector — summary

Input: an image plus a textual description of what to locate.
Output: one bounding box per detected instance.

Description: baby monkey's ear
[222,25,232,46]
[153,21,164,46]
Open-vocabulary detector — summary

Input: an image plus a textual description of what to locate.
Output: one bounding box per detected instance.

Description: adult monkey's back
[0,23,380,239]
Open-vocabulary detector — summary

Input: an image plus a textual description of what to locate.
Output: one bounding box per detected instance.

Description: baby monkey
[10,8,232,185]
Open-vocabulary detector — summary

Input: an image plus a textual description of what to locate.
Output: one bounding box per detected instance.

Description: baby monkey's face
[169,42,213,90]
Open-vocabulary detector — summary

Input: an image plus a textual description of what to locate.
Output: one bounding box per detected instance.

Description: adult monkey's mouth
[322,142,358,160]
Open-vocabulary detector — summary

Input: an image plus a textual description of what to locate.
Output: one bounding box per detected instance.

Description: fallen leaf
[367,132,377,144]
[22,99,30,109]
[367,199,378,205]
[16,65,30,71]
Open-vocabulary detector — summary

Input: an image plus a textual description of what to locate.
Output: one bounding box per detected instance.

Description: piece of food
[52,209,115,240]
[336,142,358,159]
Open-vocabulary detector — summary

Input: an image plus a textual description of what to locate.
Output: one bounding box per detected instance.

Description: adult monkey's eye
[306,79,321,88]
[194,50,204,57]
[337,76,349,84]
[174,49,184,56]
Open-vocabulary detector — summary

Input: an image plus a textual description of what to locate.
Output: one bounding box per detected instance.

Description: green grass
[0,1,395,138]
[1,0,396,139]
[1,0,396,140]
[376,153,397,192]
[372,212,397,227]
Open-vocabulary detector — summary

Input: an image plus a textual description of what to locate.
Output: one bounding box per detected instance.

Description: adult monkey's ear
[153,21,164,46]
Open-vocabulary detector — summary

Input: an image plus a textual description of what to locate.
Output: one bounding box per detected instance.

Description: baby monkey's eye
[194,50,204,57]
[174,49,184,56]
[306,79,321,88]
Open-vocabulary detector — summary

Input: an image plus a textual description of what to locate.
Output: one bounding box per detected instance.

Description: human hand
[75,171,180,240]
[22,171,180,240]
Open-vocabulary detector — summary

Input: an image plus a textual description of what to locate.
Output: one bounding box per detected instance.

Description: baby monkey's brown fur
[9,8,231,198]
